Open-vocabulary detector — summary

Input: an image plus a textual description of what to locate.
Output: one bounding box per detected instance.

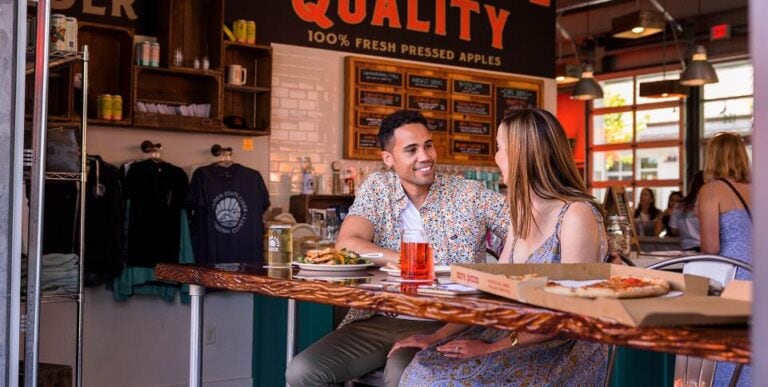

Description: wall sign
[228,0,555,76]
[345,56,542,166]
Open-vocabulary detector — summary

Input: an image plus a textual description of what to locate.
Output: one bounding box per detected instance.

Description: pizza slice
[544,275,670,299]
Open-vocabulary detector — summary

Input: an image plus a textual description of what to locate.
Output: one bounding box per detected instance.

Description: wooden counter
[155,263,750,364]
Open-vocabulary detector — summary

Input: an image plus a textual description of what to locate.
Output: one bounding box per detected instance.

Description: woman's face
[640,189,653,206]
[495,125,508,184]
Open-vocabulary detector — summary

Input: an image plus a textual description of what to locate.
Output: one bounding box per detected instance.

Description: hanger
[211,144,234,167]
[141,140,163,163]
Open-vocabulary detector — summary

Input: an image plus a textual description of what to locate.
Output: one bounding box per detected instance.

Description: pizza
[544,275,670,299]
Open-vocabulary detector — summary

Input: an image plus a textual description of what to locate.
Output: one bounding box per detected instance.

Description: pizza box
[451,263,751,327]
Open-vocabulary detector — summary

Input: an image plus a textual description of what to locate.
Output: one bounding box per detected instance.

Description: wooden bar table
[155,263,750,387]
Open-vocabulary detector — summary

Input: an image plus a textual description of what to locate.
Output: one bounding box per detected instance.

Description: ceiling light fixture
[612,8,665,39]
[554,22,581,84]
[571,9,603,100]
[638,0,689,99]
[679,0,719,86]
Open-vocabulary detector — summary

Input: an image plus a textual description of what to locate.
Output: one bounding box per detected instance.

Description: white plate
[292,262,375,272]
[380,265,452,277]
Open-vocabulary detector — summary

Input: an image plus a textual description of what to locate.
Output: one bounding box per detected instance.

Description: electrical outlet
[204,327,216,345]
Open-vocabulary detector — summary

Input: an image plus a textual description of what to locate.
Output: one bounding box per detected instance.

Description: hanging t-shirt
[124,159,189,267]
[188,163,270,264]
[84,155,124,285]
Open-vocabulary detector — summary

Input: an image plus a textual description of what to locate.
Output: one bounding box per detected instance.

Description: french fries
[299,248,362,265]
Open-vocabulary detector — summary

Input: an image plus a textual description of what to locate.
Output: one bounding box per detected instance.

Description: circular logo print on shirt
[213,191,248,234]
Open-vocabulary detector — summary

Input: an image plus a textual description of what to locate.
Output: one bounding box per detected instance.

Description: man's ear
[381,150,394,168]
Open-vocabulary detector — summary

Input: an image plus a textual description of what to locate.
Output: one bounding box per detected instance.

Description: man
[286,110,509,387]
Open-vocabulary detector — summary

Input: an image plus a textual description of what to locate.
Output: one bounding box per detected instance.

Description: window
[701,61,753,160]
[589,72,683,212]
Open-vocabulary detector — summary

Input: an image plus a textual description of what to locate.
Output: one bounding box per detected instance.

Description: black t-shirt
[124,159,189,267]
[189,163,270,264]
[84,155,124,284]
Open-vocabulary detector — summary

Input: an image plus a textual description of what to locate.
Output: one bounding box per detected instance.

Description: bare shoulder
[562,201,600,226]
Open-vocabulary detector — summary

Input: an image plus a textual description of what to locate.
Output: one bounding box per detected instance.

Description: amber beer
[400,229,434,281]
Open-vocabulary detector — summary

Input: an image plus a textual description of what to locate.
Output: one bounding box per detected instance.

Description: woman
[656,191,682,237]
[634,188,661,236]
[393,108,608,386]
[697,132,751,386]
[669,172,704,251]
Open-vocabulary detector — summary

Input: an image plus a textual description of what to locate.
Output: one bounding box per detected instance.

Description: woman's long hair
[680,171,705,213]
[703,132,751,183]
[500,108,599,238]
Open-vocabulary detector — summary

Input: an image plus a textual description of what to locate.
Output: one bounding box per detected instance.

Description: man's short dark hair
[378,110,429,151]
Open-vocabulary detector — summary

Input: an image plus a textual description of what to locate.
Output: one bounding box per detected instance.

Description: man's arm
[335,215,399,266]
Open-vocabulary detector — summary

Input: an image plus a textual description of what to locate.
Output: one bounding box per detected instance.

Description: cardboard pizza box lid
[451,263,750,327]
[721,280,752,302]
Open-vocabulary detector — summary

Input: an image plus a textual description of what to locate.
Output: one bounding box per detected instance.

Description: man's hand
[436,338,500,359]
[387,334,436,358]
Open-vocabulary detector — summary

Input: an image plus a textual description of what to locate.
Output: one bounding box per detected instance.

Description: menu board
[345,57,542,165]
[452,139,491,156]
[408,74,448,91]
[358,90,402,108]
[359,69,403,87]
[454,100,491,116]
[453,80,491,96]
[407,95,447,112]
[453,120,492,136]
[357,133,380,149]
[426,118,448,132]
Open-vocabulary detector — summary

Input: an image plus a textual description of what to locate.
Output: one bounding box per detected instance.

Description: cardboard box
[451,263,751,327]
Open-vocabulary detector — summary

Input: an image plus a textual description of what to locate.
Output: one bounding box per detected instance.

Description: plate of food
[379,263,452,277]
[543,275,676,299]
[293,247,374,272]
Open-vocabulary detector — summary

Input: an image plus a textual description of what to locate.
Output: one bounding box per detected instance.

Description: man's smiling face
[382,123,437,189]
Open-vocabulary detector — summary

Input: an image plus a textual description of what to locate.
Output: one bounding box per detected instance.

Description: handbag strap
[717,178,752,221]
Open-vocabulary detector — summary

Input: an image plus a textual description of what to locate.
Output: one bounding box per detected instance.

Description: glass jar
[606,216,632,257]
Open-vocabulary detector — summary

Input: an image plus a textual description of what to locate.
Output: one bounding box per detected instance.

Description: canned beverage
[99,94,113,120]
[140,41,151,66]
[150,42,160,67]
[50,14,67,53]
[135,43,143,65]
[112,95,123,121]
[246,21,256,44]
[267,223,293,267]
[65,16,77,52]
[233,19,247,43]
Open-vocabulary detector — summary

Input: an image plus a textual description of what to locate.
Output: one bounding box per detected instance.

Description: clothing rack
[211,144,233,165]
[140,140,162,160]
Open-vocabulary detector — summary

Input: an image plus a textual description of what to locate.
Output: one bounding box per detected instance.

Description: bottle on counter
[301,156,315,195]
[607,216,632,257]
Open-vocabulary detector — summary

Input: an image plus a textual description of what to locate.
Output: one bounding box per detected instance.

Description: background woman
[697,132,751,386]
[656,191,682,237]
[393,108,608,386]
[634,188,662,236]
[669,172,704,251]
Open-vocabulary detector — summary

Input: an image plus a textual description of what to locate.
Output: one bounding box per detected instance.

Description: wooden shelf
[88,118,131,126]
[224,84,270,93]
[135,65,222,79]
[223,41,272,51]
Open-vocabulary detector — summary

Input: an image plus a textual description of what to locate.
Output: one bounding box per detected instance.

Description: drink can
[246,21,256,44]
[135,43,143,65]
[99,94,113,121]
[50,14,67,53]
[267,223,292,267]
[233,19,247,43]
[150,42,160,67]
[112,95,123,121]
[140,41,151,66]
[65,16,77,52]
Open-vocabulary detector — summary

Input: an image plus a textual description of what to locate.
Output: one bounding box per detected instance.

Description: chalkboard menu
[453,80,491,97]
[408,96,447,112]
[453,120,492,136]
[345,57,542,165]
[408,75,448,91]
[359,69,403,87]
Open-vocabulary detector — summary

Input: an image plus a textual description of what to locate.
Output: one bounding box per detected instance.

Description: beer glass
[400,229,434,281]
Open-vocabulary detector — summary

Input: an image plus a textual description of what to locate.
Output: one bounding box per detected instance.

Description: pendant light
[639,1,689,99]
[572,9,603,100]
[679,0,719,86]
[555,21,581,84]
[612,0,665,39]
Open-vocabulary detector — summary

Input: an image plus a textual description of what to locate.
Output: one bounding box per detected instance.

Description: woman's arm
[436,331,555,359]
[697,183,721,254]
[559,202,604,264]
[387,323,469,357]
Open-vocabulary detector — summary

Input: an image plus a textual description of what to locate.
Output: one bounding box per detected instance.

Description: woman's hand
[388,334,437,358]
[436,338,500,359]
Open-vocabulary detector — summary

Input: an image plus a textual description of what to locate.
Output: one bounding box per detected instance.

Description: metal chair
[645,254,751,387]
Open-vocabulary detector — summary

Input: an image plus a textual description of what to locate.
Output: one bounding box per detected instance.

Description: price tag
[242,138,254,151]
